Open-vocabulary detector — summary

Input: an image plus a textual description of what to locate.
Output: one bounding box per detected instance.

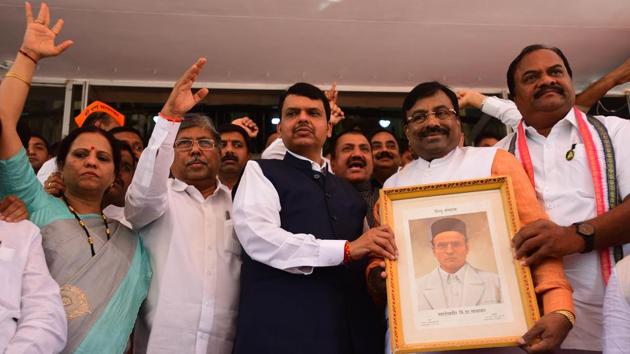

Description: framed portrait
[380,176,540,353]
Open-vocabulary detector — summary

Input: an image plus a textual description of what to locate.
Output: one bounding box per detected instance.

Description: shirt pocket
[223,220,242,256]
[0,247,16,262]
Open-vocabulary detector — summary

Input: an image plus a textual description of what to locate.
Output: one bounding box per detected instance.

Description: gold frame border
[380,176,541,353]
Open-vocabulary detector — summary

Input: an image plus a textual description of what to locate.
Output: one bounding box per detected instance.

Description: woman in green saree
[0,3,151,353]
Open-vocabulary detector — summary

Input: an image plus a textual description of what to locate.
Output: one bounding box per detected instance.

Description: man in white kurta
[377,81,574,353]
[0,219,67,353]
[125,60,240,354]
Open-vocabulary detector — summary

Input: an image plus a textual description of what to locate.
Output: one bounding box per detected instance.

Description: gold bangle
[4,72,31,87]
[554,310,576,327]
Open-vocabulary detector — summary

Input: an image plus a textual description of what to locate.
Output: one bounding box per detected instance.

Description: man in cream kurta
[374,81,574,353]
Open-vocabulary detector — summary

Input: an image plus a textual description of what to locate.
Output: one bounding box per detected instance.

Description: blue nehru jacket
[232,152,385,354]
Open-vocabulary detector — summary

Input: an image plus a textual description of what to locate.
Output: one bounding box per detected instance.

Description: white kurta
[125,117,241,354]
[0,220,67,354]
[603,258,630,354]
[487,98,630,351]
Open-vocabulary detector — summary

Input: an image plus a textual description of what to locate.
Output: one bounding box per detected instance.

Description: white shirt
[232,150,346,275]
[384,147,496,188]
[261,137,334,172]
[35,157,57,184]
[438,264,469,308]
[125,117,241,354]
[489,98,630,351]
[603,265,630,354]
[103,204,132,229]
[0,220,67,354]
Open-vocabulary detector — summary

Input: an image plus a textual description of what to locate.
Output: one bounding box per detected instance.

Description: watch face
[577,223,595,236]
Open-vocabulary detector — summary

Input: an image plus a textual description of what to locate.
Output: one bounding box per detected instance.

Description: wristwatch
[573,222,595,253]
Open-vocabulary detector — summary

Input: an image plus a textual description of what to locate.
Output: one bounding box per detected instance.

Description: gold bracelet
[4,72,31,87]
[554,310,576,327]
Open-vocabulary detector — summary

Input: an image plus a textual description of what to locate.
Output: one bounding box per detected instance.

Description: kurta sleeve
[492,149,574,314]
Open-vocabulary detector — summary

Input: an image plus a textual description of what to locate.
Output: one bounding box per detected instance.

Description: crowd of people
[2,2,630,354]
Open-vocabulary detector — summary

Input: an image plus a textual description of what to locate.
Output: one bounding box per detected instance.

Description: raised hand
[21,2,73,62]
[161,58,209,120]
[456,89,487,110]
[325,83,345,126]
[232,117,260,138]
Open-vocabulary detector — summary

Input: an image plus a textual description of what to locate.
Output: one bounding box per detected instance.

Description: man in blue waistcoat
[232,82,397,354]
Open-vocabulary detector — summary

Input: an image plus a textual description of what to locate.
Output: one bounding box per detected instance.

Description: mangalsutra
[62,196,110,257]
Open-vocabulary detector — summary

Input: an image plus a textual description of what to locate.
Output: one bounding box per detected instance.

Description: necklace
[62,196,110,257]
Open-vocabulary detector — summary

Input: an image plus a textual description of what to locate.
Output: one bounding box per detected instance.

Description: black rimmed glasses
[406,108,457,125]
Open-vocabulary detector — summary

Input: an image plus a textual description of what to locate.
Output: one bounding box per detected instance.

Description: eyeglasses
[406,108,457,125]
[174,138,217,151]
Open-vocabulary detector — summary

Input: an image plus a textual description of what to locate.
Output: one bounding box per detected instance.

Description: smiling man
[330,127,380,227]
[371,81,574,353]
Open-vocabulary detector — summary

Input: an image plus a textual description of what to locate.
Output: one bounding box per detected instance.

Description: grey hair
[178,113,220,141]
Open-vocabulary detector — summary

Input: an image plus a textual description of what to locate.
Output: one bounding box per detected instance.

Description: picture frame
[380,176,540,353]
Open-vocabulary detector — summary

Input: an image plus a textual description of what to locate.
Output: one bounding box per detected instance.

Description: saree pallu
[41,217,151,354]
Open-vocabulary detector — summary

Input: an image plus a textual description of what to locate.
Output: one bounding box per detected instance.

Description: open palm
[161,58,209,119]
[22,2,73,61]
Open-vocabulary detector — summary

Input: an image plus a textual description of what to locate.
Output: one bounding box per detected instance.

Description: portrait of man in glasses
[415,217,501,311]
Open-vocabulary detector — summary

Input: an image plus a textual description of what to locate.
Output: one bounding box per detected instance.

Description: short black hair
[56,126,121,176]
[369,128,399,146]
[109,126,145,144]
[83,111,115,128]
[402,81,460,125]
[218,123,252,153]
[507,44,573,98]
[29,133,50,152]
[179,113,221,142]
[329,126,370,159]
[474,130,504,147]
[116,140,138,165]
[278,82,331,121]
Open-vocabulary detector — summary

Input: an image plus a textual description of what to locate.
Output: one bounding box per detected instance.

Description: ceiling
[1,0,629,94]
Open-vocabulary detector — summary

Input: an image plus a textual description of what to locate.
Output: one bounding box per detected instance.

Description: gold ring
[33,19,44,25]
[48,182,52,188]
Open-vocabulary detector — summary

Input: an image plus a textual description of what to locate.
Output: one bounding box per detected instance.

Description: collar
[171,177,229,198]
[438,262,469,282]
[415,147,459,168]
[285,149,328,173]
[521,108,580,139]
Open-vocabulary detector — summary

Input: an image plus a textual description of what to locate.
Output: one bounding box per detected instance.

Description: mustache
[419,125,450,138]
[534,84,564,99]
[293,122,313,133]
[375,150,395,160]
[346,156,367,168]
[186,157,207,166]
[221,153,239,163]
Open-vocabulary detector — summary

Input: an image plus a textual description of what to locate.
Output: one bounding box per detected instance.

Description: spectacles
[407,108,457,125]
[174,138,217,151]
